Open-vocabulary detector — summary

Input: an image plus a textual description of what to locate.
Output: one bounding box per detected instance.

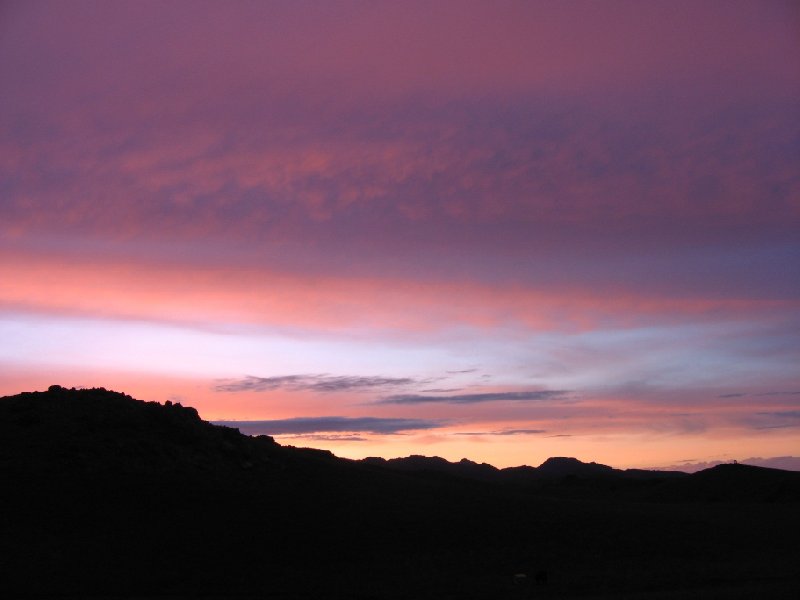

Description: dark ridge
[362,453,687,485]
[2,386,799,599]
[365,454,502,482]
[649,462,800,503]
[624,467,687,480]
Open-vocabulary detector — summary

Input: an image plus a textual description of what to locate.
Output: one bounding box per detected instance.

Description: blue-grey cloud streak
[378,390,569,405]
[454,429,546,436]
[214,416,445,435]
[215,374,417,393]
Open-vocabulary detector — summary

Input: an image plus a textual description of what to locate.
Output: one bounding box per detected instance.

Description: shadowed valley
[2,386,798,599]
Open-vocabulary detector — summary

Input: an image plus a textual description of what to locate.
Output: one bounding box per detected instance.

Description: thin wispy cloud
[213,416,446,436]
[454,429,546,437]
[377,390,569,405]
[757,410,800,419]
[719,391,800,399]
[215,374,417,393]
[281,434,368,442]
[730,410,800,432]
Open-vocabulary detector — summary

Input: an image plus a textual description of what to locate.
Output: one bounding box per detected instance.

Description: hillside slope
[2,386,798,599]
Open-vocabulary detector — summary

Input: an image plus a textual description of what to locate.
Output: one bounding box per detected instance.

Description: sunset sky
[1,0,798,470]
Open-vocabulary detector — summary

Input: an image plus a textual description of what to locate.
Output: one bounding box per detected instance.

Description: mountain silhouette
[363,454,503,482]
[361,453,687,486]
[2,386,799,598]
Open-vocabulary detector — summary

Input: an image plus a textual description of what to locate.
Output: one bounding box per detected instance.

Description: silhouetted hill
[650,462,800,503]
[2,386,799,599]
[537,455,610,476]
[0,385,277,476]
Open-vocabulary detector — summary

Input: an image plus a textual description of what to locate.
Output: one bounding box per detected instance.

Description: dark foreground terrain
[1,386,798,599]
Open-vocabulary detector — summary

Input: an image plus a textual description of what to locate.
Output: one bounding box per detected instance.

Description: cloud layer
[1,1,797,469]
[215,374,417,393]
[378,391,570,405]
[214,416,445,436]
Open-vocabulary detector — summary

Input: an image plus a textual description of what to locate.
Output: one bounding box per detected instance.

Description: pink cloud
[1,1,798,470]
[3,248,794,337]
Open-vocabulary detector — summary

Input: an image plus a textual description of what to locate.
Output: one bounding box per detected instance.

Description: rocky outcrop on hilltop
[0,384,279,476]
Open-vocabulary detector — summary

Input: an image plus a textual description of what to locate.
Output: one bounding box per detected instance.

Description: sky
[1,0,798,470]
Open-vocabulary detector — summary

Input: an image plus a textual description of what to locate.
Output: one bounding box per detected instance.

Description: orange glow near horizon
[1,368,797,472]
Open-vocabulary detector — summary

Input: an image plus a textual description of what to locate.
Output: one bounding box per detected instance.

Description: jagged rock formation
[0,384,280,476]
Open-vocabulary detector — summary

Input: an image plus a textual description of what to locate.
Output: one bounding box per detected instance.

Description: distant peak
[704,462,772,474]
[540,456,584,466]
[537,456,614,475]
